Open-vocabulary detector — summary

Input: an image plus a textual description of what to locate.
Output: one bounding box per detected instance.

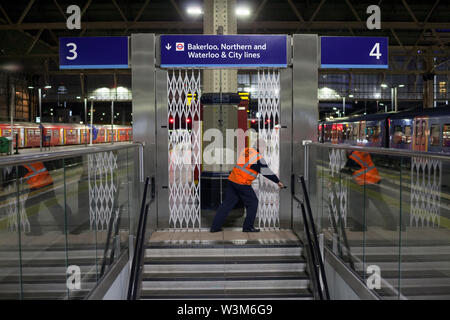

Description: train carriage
[0,122,132,150]
[320,107,450,154]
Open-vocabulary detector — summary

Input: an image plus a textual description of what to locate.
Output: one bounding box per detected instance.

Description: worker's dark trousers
[211,180,259,230]
[26,186,75,233]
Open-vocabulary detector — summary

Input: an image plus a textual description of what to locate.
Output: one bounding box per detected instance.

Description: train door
[60,129,64,145]
[413,117,428,151]
[19,128,25,147]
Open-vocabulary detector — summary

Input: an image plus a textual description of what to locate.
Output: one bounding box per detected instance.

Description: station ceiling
[0,0,449,74]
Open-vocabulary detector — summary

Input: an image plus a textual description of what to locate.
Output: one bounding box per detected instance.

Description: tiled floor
[148,229,301,246]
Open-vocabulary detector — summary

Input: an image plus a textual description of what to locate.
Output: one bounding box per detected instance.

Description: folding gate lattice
[257,69,280,229]
[88,151,118,231]
[410,157,442,227]
[167,70,202,229]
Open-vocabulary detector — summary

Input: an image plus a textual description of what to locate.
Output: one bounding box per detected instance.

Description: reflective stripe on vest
[228,148,262,185]
[24,166,47,181]
[23,163,53,189]
[349,151,380,185]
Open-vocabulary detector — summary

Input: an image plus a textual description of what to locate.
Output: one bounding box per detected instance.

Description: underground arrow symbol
[165,43,172,50]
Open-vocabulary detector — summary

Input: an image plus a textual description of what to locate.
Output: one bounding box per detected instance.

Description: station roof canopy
[0,0,448,73]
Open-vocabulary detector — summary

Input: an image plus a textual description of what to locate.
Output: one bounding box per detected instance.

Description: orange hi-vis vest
[228,147,263,185]
[23,163,53,189]
[349,151,380,185]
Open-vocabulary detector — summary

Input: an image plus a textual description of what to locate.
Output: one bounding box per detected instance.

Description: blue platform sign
[59,37,129,69]
[321,36,388,69]
[160,35,287,68]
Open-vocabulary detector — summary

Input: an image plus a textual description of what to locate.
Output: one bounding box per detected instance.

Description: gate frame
[131,34,318,231]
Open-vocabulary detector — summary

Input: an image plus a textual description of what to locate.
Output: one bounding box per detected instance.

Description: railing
[307,142,450,300]
[127,176,155,300]
[0,143,141,300]
[291,174,330,300]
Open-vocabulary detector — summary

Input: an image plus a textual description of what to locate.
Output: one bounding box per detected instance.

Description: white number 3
[66,43,78,60]
[369,42,381,60]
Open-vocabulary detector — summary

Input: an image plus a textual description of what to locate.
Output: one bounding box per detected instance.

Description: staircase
[346,240,450,300]
[0,244,103,300]
[139,243,314,300]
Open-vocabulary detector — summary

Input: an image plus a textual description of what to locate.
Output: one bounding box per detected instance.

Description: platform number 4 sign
[369,43,382,60]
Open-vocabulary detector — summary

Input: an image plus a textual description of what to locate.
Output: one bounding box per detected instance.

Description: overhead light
[348,94,354,98]
[398,84,405,88]
[236,7,251,16]
[381,83,388,88]
[187,6,203,15]
[28,86,34,89]
[44,85,52,89]
[379,103,384,106]
[76,96,81,99]
[333,107,337,110]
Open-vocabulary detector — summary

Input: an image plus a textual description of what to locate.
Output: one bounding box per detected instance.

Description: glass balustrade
[309,143,450,300]
[0,144,139,300]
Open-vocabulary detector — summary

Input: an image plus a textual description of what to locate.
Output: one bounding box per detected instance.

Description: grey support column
[155,67,169,228]
[292,34,319,230]
[131,33,157,230]
[279,37,293,229]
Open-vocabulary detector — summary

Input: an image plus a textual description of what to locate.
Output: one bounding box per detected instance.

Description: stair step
[0,282,95,299]
[144,262,306,273]
[145,255,305,265]
[142,278,309,291]
[142,271,308,281]
[140,288,313,300]
[145,247,302,258]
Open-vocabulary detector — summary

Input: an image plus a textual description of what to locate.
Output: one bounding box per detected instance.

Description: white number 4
[369,42,382,60]
[66,42,78,61]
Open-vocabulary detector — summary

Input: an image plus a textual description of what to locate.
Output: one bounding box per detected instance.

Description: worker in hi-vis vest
[22,161,78,236]
[343,150,400,231]
[210,141,284,233]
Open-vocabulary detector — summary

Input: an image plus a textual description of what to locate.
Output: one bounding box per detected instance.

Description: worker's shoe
[243,227,260,233]
[210,228,223,233]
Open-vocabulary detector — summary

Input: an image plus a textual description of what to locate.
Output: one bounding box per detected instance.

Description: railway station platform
[0,141,449,300]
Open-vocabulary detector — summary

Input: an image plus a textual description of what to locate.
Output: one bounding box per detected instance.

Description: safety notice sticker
[160,35,287,68]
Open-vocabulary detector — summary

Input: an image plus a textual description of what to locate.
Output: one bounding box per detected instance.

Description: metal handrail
[127,176,155,300]
[312,142,450,161]
[0,142,141,167]
[292,174,330,300]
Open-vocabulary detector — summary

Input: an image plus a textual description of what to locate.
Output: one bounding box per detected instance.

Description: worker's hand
[278,182,285,189]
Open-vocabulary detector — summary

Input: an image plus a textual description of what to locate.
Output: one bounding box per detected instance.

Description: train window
[443,125,450,147]
[404,126,412,144]
[430,124,440,146]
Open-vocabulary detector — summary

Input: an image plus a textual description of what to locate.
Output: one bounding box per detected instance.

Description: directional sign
[59,37,129,69]
[320,36,388,69]
[160,35,287,68]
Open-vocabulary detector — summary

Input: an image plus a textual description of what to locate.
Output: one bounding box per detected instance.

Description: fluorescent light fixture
[381,83,388,88]
[379,103,384,106]
[76,96,81,99]
[44,85,52,89]
[236,7,251,16]
[28,86,34,89]
[398,84,405,88]
[333,107,337,110]
[187,6,203,15]
[349,94,354,98]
